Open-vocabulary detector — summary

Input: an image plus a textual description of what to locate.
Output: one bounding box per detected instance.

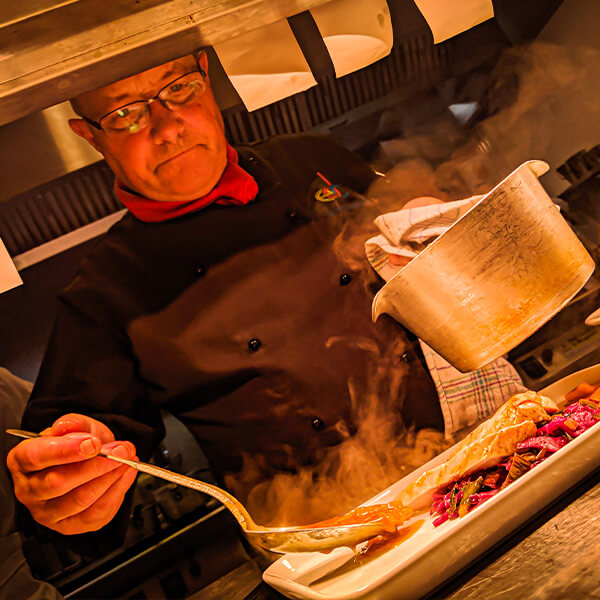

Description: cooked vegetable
[482,470,502,489]
[458,477,483,517]
[537,416,576,436]
[563,403,600,432]
[563,417,579,431]
[447,485,461,517]
[502,453,533,487]
[516,436,568,453]
[565,383,599,402]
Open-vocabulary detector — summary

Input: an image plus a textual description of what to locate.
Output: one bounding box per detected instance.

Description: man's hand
[7,413,138,535]
[389,196,445,268]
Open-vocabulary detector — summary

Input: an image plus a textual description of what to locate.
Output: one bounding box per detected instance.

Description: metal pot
[372,160,596,372]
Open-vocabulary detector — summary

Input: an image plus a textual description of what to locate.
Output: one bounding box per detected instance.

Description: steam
[227,402,448,527]
[226,41,598,527]
[224,331,450,526]
[373,41,600,199]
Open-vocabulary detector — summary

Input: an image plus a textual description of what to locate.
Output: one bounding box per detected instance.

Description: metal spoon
[6,429,389,553]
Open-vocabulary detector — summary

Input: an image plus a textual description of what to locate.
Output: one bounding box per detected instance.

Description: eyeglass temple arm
[192,48,208,79]
[82,116,102,130]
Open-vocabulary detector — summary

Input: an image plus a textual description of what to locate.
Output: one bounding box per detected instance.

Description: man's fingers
[7,415,139,536]
[388,254,411,267]
[7,433,103,475]
[17,442,136,501]
[52,466,138,535]
[50,413,115,443]
[402,196,444,209]
[33,463,136,526]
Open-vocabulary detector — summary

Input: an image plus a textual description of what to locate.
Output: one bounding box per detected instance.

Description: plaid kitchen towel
[365,197,527,437]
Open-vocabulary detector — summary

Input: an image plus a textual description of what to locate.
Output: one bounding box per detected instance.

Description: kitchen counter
[190,465,600,600]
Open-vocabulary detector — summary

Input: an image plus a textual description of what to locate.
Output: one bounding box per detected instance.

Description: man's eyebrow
[110,92,133,104]
[106,65,186,108]
[158,65,179,82]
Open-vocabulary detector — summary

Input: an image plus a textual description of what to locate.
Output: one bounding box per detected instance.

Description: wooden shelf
[0,0,331,125]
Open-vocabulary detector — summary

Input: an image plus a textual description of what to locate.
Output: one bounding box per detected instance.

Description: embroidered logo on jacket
[312,172,349,203]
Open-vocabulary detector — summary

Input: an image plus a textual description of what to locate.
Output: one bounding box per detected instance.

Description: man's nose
[148,101,185,144]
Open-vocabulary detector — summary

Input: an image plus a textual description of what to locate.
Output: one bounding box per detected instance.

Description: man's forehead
[75,55,196,115]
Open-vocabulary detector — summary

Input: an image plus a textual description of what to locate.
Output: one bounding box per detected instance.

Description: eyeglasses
[83,67,208,136]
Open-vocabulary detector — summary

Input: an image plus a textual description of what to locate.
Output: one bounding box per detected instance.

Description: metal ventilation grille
[223,32,450,142]
[0,162,119,256]
[557,144,600,185]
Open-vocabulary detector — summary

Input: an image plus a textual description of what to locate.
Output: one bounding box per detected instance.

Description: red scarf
[114,145,259,222]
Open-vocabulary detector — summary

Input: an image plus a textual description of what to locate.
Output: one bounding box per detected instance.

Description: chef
[6,49,480,554]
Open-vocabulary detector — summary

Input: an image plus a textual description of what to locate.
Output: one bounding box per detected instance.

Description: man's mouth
[155,144,207,172]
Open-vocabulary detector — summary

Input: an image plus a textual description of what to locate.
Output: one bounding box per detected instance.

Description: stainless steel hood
[0,0,333,126]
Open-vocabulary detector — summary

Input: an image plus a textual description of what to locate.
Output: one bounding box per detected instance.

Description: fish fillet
[400,391,558,509]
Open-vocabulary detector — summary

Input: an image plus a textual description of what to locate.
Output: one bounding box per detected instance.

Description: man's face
[70,53,227,202]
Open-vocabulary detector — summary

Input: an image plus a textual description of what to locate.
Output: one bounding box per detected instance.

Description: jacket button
[195,265,207,277]
[311,417,324,431]
[339,273,352,286]
[248,338,262,352]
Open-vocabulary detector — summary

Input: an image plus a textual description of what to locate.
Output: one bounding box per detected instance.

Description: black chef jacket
[21,134,442,553]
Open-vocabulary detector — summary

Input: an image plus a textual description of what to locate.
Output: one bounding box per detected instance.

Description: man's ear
[69,118,101,152]
[195,50,209,77]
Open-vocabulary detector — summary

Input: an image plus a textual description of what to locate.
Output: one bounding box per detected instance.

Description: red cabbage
[517,436,567,452]
[432,513,449,527]
[562,406,598,433]
[466,489,500,507]
[536,416,576,437]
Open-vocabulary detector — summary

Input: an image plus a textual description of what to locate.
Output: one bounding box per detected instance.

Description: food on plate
[428,383,600,526]
[308,384,600,545]
[565,382,600,402]
[399,390,559,510]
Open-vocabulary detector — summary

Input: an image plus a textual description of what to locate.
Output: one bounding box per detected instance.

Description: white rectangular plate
[263,363,600,600]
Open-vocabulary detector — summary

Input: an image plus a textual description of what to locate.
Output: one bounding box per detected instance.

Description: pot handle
[525,159,550,178]
[585,307,600,326]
